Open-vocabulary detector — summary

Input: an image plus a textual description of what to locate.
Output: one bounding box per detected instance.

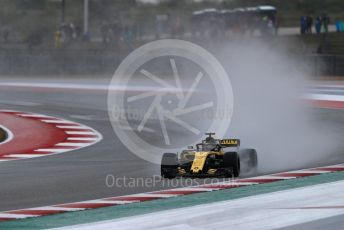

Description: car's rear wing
[220,139,240,147]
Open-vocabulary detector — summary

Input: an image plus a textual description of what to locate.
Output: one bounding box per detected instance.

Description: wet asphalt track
[0,80,343,212]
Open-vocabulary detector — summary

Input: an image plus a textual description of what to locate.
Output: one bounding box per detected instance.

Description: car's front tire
[161,153,178,179]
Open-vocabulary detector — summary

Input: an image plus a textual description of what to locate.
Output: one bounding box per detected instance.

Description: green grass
[0,127,7,143]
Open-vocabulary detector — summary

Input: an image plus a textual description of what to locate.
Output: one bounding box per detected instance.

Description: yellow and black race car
[161,133,257,179]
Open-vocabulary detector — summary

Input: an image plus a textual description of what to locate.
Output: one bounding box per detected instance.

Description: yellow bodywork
[190,151,224,173]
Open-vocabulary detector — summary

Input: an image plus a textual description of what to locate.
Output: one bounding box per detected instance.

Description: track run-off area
[57,178,344,230]
[0,164,343,222]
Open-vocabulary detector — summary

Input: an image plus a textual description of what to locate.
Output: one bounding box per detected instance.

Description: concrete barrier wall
[309,55,344,76]
[0,52,343,76]
[0,52,122,75]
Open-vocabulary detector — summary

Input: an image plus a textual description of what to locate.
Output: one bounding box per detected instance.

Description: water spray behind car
[213,39,341,173]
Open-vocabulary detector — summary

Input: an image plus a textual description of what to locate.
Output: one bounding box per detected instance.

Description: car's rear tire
[224,152,240,177]
[161,153,178,179]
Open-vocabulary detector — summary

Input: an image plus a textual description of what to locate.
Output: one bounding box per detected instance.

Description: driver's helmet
[205,136,216,144]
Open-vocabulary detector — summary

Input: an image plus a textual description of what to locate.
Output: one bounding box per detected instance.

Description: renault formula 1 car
[161,133,257,178]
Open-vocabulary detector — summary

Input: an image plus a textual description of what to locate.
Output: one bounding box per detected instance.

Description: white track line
[4,154,46,158]
[67,137,98,141]
[283,170,330,174]
[123,193,178,198]
[240,175,294,180]
[35,148,77,152]
[41,120,75,124]
[0,213,38,219]
[265,176,296,179]
[168,187,216,192]
[65,131,95,135]
[26,207,85,211]
[74,200,135,205]
[316,165,344,169]
[307,94,344,102]
[55,143,88,147]
[57,126,90,129]
[17,114,53,118]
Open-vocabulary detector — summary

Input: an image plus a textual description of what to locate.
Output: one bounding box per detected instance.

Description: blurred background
[0,0,343,76]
